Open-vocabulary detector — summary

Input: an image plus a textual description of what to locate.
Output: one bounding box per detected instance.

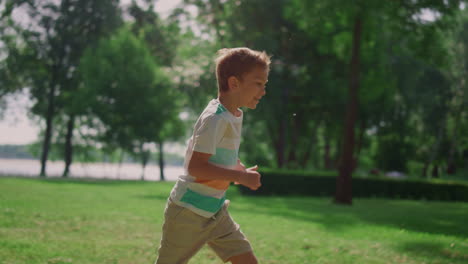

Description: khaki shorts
[155,199,253,264]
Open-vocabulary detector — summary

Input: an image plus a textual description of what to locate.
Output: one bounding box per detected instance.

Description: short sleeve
[192,115,226,155]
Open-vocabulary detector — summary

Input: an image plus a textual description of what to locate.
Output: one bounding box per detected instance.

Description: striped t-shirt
[169,99,243,218]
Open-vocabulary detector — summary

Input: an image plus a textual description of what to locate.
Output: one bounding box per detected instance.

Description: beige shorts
[155,199,253,264]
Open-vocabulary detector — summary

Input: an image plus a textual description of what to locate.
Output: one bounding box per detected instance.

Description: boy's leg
[207,202,255,263]
[155,201,210,264]
[228,252,258,264]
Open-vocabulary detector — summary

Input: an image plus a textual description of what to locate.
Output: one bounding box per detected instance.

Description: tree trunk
[446,113,459,175]
[431,164,439,178]
[141,151,148,181]
[276,119,286,168]
[276,67,291,168]
[141,162,146,180]
[159,141,165,181]
[140,144,149,180]
[117,149,124,180]
[300,122,319,169]
[446,159,456,175]
[421,161,429,178]
[40,84,57,177]
[265,119,283,169]
[335,14,362,205]
[324,128,332,170]
[356,118,366,157]
[351,118,366,172]
[426,125,444,178]
[287,111,300,168]
[62,115,75,177]
[333,137,342,170]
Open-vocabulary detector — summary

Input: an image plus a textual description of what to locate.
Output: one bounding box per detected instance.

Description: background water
[0,158,182,181]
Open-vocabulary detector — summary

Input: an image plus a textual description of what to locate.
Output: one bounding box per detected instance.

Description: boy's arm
[188,151,261,190]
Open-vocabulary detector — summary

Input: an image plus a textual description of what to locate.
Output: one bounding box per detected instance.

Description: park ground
[1,177,467,264]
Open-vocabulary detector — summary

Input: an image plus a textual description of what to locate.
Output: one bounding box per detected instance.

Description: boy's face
[237,66,269,109]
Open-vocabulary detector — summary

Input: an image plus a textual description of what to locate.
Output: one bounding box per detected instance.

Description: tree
[79,28,182,180]
[0,20,25,116]
[126,1,185,180]
[374,5,465,179]
[288,0,464,204]
[56,0,122,177]
[444,7,468,176]
[0,0,121,177]
[0,1,61,177]
[172,0,467,189]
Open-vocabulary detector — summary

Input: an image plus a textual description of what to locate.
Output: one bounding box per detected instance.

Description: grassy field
[1,177,467,264]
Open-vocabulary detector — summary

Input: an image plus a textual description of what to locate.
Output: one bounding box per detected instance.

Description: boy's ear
[227,76,239,91]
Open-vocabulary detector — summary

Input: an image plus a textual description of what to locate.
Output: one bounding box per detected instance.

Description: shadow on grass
[399,241,468,264]
[232,193,468,239]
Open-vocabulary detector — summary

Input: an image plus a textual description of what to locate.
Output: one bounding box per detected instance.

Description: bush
[238,168,468,202]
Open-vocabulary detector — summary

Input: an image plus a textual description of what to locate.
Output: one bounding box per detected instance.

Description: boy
[155,47,270,264]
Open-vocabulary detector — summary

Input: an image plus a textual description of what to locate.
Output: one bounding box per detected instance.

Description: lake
[0,158,183,181]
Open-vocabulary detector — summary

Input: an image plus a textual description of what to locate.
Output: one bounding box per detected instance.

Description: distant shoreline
[0,158,182,181]
[0,156,181,165]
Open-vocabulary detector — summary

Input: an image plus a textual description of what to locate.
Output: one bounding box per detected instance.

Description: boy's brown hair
[215,47,271,93]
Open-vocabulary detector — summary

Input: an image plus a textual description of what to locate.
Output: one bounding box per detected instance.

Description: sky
[0,0,182,145]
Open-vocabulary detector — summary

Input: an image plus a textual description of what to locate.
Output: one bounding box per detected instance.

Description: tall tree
[288,0,464,204]
[79,28,182,180]
[337,13,362,205]
[0,1,62,177]
[1,0,121,177]
[58,0,121,177]
[126,1,184,180]
[444,8,468,175]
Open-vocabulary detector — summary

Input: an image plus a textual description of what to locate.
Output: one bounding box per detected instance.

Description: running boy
[155,47,270,264]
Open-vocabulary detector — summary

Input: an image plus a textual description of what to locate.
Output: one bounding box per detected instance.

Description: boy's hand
[234,160,247,173]
[237,165,261,191]
[233,160,246,185]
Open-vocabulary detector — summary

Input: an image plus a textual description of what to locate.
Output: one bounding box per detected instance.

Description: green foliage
[0,0,124,176]
[239,169,468,202]
[79,27,182,155]
[284,0,467,175]
[128,2,180,67]
[374,133,414,172]
[2,0,123,118]
[183,0,347,169]
[174,0,468,180]
[0,2,26,99]
[1,0,468,183]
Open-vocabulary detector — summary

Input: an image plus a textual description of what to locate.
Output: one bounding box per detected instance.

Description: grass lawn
[1,177,467,264]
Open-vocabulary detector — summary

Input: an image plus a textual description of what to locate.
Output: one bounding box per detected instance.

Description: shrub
[238,168,468,202]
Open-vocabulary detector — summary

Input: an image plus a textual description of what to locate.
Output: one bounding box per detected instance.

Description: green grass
[1,177,468,264]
